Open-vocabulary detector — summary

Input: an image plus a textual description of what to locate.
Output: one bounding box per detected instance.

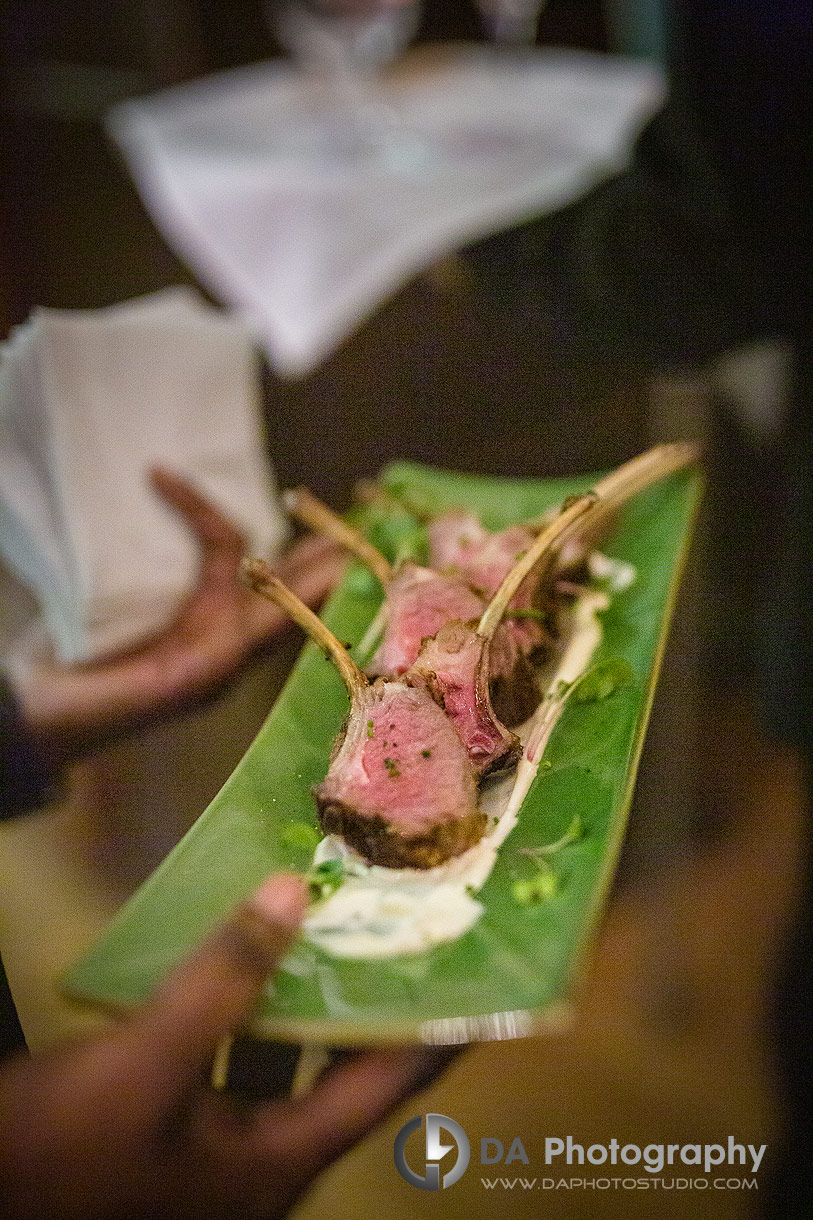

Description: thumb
[134,873,308,1085]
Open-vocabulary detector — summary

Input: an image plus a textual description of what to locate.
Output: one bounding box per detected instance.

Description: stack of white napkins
[0,288,287,663]
[109,47,665,377]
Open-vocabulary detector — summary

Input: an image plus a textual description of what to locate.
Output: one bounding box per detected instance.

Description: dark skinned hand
[10,468,345,765]
[0,873,452,1219]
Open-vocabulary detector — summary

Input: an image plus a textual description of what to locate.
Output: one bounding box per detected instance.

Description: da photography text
[393,1114,766,1192]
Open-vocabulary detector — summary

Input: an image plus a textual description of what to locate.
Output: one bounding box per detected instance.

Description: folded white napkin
[109,47,665,377]
[0,288,287,663]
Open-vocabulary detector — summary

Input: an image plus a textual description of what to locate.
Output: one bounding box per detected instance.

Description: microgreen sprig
[512,815,584,907]
[517,814,583,859]
[307,858,345,902]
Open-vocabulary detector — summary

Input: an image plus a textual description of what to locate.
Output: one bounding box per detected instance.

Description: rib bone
[283,487,392,589]
[240,557,368,705]
[477,442,698,641]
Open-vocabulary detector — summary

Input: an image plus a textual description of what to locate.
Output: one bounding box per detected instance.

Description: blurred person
[0,869,451,1220]
[2,466,344,792]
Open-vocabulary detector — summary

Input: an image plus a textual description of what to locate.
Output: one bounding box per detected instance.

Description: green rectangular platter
[66,460,701,1045]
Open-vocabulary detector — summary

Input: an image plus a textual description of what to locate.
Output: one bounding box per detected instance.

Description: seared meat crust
[316,799,488,870]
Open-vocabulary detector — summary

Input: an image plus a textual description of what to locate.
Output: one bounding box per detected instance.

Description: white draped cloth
[0,288,286,662]
[109,48,665,377]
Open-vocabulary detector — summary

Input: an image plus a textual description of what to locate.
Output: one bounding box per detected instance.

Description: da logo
[394,1113,471,1190]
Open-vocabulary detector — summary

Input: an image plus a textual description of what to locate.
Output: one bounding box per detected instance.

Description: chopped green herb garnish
[307,858,345,902]
[281,822,321,851]
[312,858,343,877]
[366,719,375,738]
[512,869,558,906]
[571,658,634,703]
[421,748,431,758]
[383,757,401,778]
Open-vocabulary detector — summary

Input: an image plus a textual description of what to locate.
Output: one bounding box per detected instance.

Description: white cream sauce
[303,564,626,959]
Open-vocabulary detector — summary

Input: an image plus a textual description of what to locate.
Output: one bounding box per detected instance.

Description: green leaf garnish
[519,815,583,858]
[360,506,427,566]
[513,817,584,908]
[281,822,321,852]
[512,869,558,906]
[307,858,345,902]
[571,658,634,703]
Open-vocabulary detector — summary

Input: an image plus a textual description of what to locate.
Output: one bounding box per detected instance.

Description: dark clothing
[0,959,26,1060]
[0,677,60,818]
[0,677,58,1058]
[465,3,811,738]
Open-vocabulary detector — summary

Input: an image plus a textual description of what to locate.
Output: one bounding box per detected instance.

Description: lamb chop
[404,491,599,777]
[365,562,486,678]
[282,488,541,738]
[243,445,697,864]
[282,486,598,779]
[241,560,485,869]
[282,487,487,678]
[402,442,700,776]
[352,483,556,657]
[426,511,554,655]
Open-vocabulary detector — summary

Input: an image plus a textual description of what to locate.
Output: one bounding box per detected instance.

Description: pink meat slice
[406,621,521,776]
[314,680,484,868]
[427,510,551,655]
[368,561,486,677]
[427,511,533,592]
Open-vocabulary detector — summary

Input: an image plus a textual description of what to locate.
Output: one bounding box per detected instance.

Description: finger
[149,466,246,580]
[245,537,346,644]
[278,533,344,574]
[256,1046,459,1171]
[246,562,345,644]
[286,549,347,608]
[134,873,308,1085]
